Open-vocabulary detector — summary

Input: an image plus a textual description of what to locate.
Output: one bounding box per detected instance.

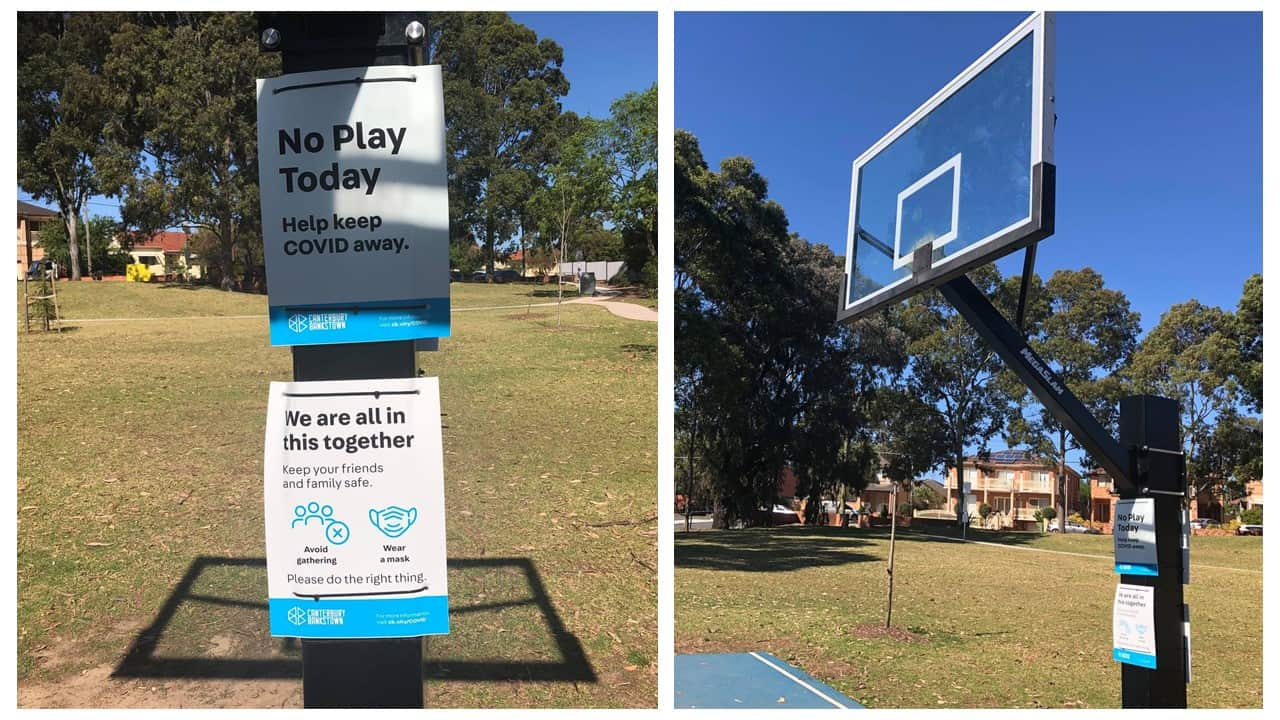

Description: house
[118,230,204,280]
[1239,480,1263,511]
[17,200,58,279]
[944,449,1081,531]
[1086,468,1119,533]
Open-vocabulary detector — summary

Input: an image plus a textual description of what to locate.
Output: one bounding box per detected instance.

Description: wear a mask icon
[369,505,418,538]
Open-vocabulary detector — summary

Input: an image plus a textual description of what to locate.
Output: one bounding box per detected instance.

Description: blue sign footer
[269,298,450,346]
[1113,647,1157,669]
[269,595,449,638]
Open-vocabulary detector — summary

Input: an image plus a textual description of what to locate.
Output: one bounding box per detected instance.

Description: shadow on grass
[675,527,879,572]
[891,525,1055,547]
[527,289,581,299]
[113,556,595,684]
[621,343,656,357]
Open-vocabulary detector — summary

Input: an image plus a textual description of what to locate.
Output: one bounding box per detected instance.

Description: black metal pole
[1118,395,1188,708]
[259,12,430,709]
[938,273,1188,707]
[938,274,1133,491]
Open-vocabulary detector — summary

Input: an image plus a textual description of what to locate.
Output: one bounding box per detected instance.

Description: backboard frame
[838,11,1056,323]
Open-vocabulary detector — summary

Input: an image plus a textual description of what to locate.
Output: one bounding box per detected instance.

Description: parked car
[470,270,488,283]
[1051,520,1098,534]
[1236,523,1263,536]
[450,269,463,282]
[768,504,802,525]
[1189,518,1221,530]
[492,269,521,283]
[25,259,51,280]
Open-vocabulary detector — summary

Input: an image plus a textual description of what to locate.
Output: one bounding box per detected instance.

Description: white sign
[256,65,450,346]
[1113,498,1158,575]
[1113,584,1156,668]
[263,377,448,638]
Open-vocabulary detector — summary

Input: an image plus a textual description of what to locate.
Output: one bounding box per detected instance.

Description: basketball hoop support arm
[937,274,1135,491]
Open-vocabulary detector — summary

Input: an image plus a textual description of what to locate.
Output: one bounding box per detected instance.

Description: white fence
[557,260,626,282]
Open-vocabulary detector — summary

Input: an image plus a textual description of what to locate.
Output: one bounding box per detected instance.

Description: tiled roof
[133,231,189,253]
[18,200,58,218]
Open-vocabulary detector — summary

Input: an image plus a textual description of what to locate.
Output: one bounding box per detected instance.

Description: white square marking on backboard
[892,153,962,270]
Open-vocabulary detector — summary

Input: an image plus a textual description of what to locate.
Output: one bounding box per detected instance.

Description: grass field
[17,281,656,708]
[676,526,1261,709]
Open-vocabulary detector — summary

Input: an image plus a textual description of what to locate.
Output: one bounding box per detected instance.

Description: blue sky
[676,11,1262,335]
[22,12,657,224]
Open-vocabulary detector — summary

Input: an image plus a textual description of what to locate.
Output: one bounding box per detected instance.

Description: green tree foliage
[1127,299,1240,496]
[602,84,657,285]
[1194,408,1262,508]
[1239,506,1262,525]
[17,12,123,280]
[530,117,612,322]
[900,265,1017,527]
[36,215,133,277]
[1005,267,1141,531]
[910,482,943,510]
[675,130,905,528]
[99,13,275,291]
[1234,274,1262,412]
[430,13,569,276]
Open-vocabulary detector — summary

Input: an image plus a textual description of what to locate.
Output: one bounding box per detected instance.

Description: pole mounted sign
[257,65,450,346]
[263,377,449,638]
[1112,584,1157,669]
[1113,498,1158,576]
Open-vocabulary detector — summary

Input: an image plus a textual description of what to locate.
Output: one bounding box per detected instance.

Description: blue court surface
[675,652,864,709]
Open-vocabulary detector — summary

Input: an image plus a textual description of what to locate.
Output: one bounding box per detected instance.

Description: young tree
[900,266,1017,530]
[1005,268,1141,537]
[531,117,611,325]
[872,389,948,628]
[18,13,122,280]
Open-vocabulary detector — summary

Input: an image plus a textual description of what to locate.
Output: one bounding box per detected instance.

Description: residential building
[17,200,57,279]
[118,230,203,280]
[1086,468,1119,533]
[1240,480,1263,511]
[943,449,1081,531]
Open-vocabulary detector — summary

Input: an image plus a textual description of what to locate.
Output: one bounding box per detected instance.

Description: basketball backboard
[838,12,1055,323]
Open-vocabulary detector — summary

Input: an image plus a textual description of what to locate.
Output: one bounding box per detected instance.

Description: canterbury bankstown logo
[287,314,309,333]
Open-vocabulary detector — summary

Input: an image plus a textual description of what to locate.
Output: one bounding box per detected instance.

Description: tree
[603,84,657,286]
[1127,300,1240,497]
[1194,408,1262,514]
[873,389,949,629]
[18,13,122,280]
[36,215,133,277]
[1005,268,1141,536]
[910,482,943,510]
[900,265,1018,530]
[100,13,274,291]
[530,117,611,326]
[430,12,570,276]
[675,130,901,528]
[1233,274,1262,412]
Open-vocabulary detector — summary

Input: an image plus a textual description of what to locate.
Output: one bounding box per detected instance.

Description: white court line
[748,651,849,709]
[911,532,1262,575]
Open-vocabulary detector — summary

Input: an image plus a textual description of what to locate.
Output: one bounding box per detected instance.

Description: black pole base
[302,637,424,708]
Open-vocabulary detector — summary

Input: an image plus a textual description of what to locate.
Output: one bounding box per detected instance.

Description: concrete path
[568,296,658,322]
